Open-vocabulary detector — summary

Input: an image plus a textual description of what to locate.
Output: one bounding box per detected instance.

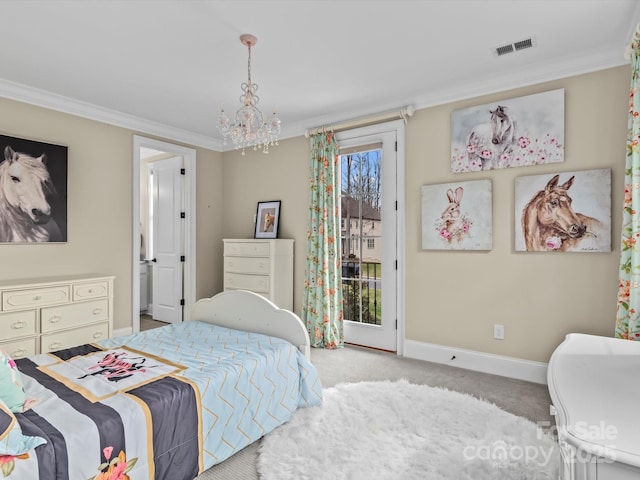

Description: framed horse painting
[255,200,281,239]
[450,88,565,173]
[0,134,68,243]
[514,169,611,252]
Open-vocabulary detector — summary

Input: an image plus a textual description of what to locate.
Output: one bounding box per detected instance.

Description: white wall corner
[112,327,133,339]
[403,339,548,385]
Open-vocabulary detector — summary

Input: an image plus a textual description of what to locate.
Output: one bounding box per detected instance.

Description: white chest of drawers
[223,239,294,310]
[0,275,114,359]
[548,333,640,480]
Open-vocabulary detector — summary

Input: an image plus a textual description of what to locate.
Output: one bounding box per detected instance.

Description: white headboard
[190,290,311,359]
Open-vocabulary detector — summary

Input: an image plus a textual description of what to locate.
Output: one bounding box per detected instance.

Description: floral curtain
[301,133,344,349]
[616,28,640,340]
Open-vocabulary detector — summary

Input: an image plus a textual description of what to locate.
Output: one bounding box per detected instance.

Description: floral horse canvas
[515,169,611,252]
[451,89,564,173]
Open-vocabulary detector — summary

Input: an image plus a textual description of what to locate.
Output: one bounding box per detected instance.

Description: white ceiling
[1,1,638,151]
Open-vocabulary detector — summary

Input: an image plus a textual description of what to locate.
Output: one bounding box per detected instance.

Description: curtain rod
[625,22,640,60]
[305,106,415,138]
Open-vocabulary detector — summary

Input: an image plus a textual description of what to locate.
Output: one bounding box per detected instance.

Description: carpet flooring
[195,345,553,480]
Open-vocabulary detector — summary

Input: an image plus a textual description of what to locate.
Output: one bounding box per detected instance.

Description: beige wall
[0,97,224,331]
[221,65,630,364]
[221,136,310,309]
[0,65,629,364]
[405,66,628,363]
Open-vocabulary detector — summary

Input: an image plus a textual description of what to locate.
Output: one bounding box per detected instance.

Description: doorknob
[152,258,157,262]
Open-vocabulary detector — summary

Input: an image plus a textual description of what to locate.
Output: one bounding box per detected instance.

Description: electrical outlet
[493,324,505,340]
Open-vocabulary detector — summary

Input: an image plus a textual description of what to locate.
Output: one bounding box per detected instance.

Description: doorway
[336,121,404,353]
[132,136,196,333]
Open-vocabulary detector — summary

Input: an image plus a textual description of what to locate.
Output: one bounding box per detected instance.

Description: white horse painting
[0,146,58,242]
[466,105,517,170]
[450,89,565,173]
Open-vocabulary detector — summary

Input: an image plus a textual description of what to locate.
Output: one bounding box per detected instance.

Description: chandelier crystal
[217,34,281,155]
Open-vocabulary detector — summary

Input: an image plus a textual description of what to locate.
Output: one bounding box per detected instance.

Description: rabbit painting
[435,186,472,243]
[421,179,491,251]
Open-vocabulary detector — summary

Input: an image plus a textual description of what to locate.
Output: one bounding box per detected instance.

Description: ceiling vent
[493,36,536,57]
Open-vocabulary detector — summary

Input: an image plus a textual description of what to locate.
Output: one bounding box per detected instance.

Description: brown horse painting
[521,174,604,252]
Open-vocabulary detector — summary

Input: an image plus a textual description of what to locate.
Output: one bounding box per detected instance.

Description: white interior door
[337,126,398,352]
[151,156,184,324]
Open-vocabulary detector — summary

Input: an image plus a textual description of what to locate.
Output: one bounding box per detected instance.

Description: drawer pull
[92,308,103,315]
[48,342,62,351]
[93,332,103,339]
[11,348,26,358]
[11,321,27,329]
[49,315,62,324]
[34,295,42,301]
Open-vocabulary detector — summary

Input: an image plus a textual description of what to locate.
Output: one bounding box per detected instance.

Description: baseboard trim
[113,327,133,338]
[403,339,548,384]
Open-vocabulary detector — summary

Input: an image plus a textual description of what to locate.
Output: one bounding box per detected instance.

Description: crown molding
[0,43,630,153]
[283,47,630,142]
[410,47,629,112]
[0,79,223,151]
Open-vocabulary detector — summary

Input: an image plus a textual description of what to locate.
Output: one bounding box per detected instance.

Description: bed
[1,290,322,479]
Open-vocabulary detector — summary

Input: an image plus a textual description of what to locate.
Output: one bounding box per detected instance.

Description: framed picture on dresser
[255,200,281,239]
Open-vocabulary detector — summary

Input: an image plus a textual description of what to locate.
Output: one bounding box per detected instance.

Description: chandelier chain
[247,44,252,86]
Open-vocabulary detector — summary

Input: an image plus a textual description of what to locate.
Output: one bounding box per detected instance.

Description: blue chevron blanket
[9,321,322,479]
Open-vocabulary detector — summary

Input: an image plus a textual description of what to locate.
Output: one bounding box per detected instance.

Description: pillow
[0,398,46,456]
[0,350,25,412]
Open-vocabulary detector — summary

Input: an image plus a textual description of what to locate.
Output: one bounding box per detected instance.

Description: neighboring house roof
[341,196,381,221]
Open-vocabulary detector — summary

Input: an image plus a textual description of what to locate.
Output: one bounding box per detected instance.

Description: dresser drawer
[73,281,109,301]
[0,310,37,340]
[41,299,109,333]
[224,241,270,256]
[40,321,109,353]
[224,273,270,293]
[2,285,70,311]
[0,337,37,359]
[224,256,270,274]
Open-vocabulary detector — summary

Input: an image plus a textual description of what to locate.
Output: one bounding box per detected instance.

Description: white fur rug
[258,379,559,480]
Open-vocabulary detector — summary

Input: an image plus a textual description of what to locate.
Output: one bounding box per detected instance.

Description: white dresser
[547,333,640,480]
[223,239,294,310]
[0,275,114,359]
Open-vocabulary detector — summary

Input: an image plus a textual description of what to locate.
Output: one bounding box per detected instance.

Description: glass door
[338,128,397,351]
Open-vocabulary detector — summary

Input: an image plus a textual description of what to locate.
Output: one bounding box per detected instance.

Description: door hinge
[395,200,398,210]
[395,260,398,270]
[395,141,397,152]
[180,255,185,262]
[180,168,186,175]
[180,299,185,306]
[395,319,398,330]
[180,212,185,219]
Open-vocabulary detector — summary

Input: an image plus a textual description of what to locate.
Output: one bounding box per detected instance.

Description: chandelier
[217,34,281,155]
